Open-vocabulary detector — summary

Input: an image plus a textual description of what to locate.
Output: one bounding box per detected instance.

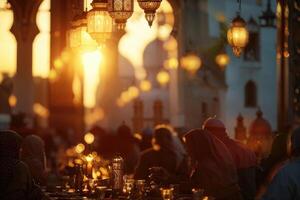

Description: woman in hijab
[20,135,47,185]
[262,127,300,200]
[115,123,140,175]
[0,130,46,200]
[183,129,242,200]
[256,132,290,199]
[134,125,188,184]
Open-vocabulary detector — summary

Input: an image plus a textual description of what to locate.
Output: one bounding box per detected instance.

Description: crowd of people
[1,117,300,200]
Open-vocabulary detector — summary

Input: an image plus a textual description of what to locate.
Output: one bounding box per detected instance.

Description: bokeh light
[84,132,95,144]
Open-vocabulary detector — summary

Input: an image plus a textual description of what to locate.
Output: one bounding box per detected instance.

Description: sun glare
[0,4,16,76]
[118,0,174,80]
[33,0,50,78]
[81,50,102,108]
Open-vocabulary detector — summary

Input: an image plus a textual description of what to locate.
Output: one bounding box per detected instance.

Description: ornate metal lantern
[227,0,249,57]
[180,53,202,75]
[259,0,276,27]
[137,0,162,27]
[87,0,113,45]
[107,0,134,30]
[75,12,98,51]
[227,14,249,57]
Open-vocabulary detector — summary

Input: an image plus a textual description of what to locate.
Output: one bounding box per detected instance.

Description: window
[245,80,257,108]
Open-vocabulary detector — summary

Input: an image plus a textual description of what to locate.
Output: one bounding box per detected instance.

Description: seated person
[20,135,47,186]
[0,130,46,200]
[262,127,300,200]
[134,125,188,184]
[183,129,243,200]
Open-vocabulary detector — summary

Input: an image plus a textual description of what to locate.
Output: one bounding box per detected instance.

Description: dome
[249,109,272,139]
[118,55,135,78]
[143,39,168,70]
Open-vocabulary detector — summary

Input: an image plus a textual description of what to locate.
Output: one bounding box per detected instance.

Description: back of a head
[117,123,132,138]
[153,126,173,150]
[184,129,237,185]
[291,127,300,157]
[202,118,227,139]
[21,135,45,159]
[0,130,22,159]
[183,129,217,162]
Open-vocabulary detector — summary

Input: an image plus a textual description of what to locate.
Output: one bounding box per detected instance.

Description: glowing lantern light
[128,86,140,99]
[227,14,249,57]
[84,132,95,144]
[139,80,152,92]
[49,69,57,81]
[163,36,177,52]
[180,53,202,75]
[75,12,98,51]
[75,143,85,154]
[33,103,49,118]
[137,0,162,27]
[61,49,71,62]
[87,0,113,45]
[121,91,132,103]
[54,58,63,70]
[164,57,178,69]
[156,70,170,86]
[215,53,230,69]
[9,95,17,107]
[107,0,134,30]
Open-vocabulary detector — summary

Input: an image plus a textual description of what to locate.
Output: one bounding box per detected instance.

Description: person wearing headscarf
[0,130,46,200]
[134,125,188,184]
[184,129,243,200]
[20,135,47,186]
[116,122,140,175]
[261,127,300,200]
[203,118,256,200]
[256,132,290,199]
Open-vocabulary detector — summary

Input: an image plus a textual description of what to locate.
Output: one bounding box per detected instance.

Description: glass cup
[123,178,135,195]
[160,187,174,200]
[192,188,204,200]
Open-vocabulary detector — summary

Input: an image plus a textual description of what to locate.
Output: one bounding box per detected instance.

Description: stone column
[10,0,42,118]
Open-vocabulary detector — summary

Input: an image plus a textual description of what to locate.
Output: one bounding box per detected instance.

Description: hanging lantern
[139,80,152,92]
[180,53,202,75]
[137,0,162,27]
[215,53,230,69]
[107,0,134,30]
[75,12,98,51]
[227,14,249,57]
[259,0,276,27]
[156,70,170,86]
[87,0,113,45]
[227,0,249,57]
